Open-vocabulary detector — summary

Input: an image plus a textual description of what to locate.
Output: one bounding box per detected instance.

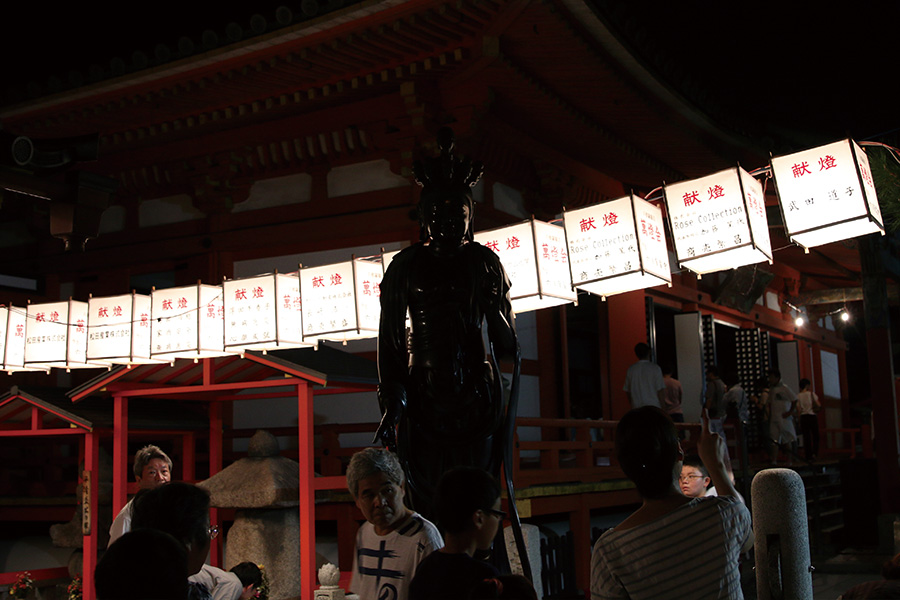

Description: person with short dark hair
[96,529,189,600]
[623,343,665,409]
[109,444,173,547]
[346,448,442,600]
[590,407,752,599]
[409,467,512,600]
[797,378,821,461]
[131,481,213,578]
[679,455,715,498]
[229,563,263,600]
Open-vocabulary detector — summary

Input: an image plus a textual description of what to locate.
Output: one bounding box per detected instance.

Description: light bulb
[795,316,805,327]
[841,311,850,322]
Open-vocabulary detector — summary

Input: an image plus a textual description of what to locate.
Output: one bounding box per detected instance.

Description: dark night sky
[615,2,900,143]
[1,1,897,143]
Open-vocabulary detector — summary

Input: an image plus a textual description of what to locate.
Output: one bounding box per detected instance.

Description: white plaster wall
[674,312,704,422]
[493,182,529,220]
[0,537,70,571]
[234,243,406,277]
[515,311,538,361]
[326,159,408,198]
[821,350,841,398]
[233,173,312,212]
[99,204,126,234]
[777,340,800,393]
[139,193,204,227]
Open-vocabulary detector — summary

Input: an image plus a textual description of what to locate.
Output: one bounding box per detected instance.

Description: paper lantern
[299,257,384,342]
[663,165,773,275]
[474,218,576,312]
[771,139,884,250]
[87,293,162,365]
[25,299,100,370]
[150,283,226,360]
[223,272,310,352]
[1,305,47,373]
[564,194,671,298]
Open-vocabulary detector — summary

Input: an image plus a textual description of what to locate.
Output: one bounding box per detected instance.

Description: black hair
[96,529,188,600]
[131,481,210,550]
[769,368,781,379]
[634,342,650,360]
[681,455,709,477]
[799,378,811,389]
[434,467,501,534]
[616,406,680,499]
[706,365,719,377]
[230,562,263,588]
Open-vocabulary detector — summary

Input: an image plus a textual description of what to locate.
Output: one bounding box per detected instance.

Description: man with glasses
[347,448,442,600]
[132,482,216,598]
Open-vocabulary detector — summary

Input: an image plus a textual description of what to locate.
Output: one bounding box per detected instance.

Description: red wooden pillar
[83,431,99,600]
[607,290,649,419]
[298,381,316,600]
[569,496,591,597]
[112,396,129,515]
[208,401,223,566]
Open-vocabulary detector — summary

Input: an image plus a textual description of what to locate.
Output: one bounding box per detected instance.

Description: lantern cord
[2,290,226,329]
[859,141,900,167]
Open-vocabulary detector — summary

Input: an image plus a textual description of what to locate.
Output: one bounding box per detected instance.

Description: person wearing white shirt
[108,444,172,547]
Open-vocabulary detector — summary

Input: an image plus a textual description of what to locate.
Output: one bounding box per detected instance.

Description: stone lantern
[199,430,319,600]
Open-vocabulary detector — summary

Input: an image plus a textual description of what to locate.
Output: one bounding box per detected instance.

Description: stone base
[314,587,345,600]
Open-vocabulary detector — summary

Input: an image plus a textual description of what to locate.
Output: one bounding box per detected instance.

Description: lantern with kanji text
[663,165,773,275]
[563,194,671,299]
[474,218,576,312]
[770,139,884,250]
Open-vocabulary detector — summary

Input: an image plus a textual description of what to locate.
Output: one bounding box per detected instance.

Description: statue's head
[413,127,483,246]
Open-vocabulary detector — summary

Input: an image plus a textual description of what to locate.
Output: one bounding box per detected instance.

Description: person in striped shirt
[591,407,752,599]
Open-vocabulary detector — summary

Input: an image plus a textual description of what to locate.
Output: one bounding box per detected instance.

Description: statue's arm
[375,251,412,448]
[482,248,519,364]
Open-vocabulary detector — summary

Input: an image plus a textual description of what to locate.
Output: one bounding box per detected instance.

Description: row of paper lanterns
[0,139,885,372]
[0,257,388,373]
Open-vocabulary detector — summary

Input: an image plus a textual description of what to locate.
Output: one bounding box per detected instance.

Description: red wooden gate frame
[68,351,364,600]
[0,387,97,599]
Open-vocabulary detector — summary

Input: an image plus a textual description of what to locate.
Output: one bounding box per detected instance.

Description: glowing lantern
[771,139,884,250]
[564,194,671,298]
[87,293,162,365]
[663,166,773,275]
[1,305,46,373]
[25,299,99,370]
[299,257,384,342]
[150,283,226,360]
[223,272,310,353]
[474,218,576,312]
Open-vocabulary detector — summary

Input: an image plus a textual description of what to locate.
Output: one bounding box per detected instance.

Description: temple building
[1,1,898,598]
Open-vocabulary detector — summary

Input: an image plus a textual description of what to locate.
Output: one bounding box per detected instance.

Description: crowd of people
[90,347,839,600]
[95,446,263,600]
